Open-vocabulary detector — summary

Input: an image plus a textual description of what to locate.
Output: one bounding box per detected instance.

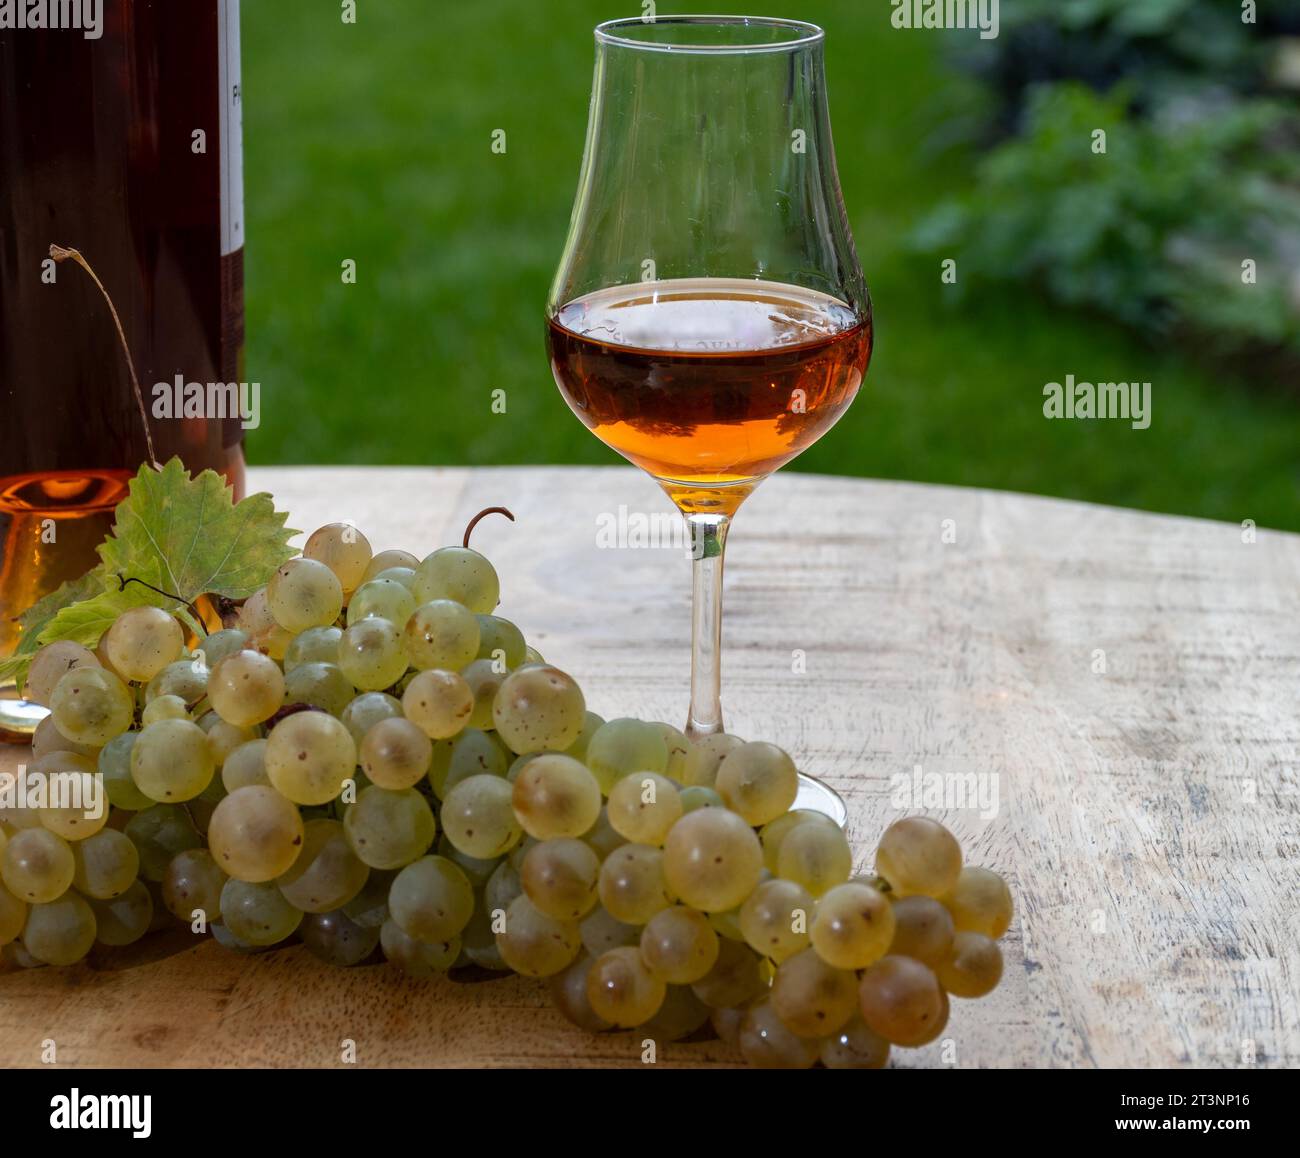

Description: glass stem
[685,512,731,738]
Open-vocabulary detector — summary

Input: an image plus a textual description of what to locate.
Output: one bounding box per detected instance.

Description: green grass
[242,1,1300,530]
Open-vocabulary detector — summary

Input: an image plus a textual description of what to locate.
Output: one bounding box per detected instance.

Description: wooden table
[3,465,1298,1068]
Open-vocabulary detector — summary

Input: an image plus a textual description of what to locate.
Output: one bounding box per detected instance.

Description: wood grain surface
[2,465,1297,1069]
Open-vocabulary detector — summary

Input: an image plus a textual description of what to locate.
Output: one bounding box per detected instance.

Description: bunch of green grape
[0,520,1012,1069]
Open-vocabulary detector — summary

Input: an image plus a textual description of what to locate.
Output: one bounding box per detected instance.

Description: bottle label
[218,0,245,448]
[218,0,243,258]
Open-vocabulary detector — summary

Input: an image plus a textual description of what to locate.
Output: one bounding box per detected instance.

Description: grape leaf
[98,458,297,604]
[0,566,111,691]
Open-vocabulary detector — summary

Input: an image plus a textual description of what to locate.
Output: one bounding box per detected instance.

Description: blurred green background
[242,0,1300,529]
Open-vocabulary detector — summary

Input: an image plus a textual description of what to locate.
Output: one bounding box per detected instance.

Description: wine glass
[546,16,872,822]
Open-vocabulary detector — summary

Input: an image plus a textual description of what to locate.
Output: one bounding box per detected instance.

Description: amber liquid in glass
[547,278,871,512]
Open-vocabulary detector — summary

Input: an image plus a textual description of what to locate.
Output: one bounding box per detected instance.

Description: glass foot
[0,680,46,743]
[794,771,847,828]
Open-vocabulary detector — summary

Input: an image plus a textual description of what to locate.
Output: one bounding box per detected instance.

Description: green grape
[33,756,108,841]
[362,548,420,583]
[197,713,257,765]
[162,848,227,923]
[371,565,417,590]
[300,908,381,966]
[402,668,473,739]
[597,843,673,925]
[858,954,948,1045]
[337,617,408,691]
[584,718,668,795]
[579,905,639,957]
[70,829,139,899]
[124,803,202,881]
[344,786,436,870]
[265,558,343,633]
[770,946,858,1037]
[549,953,613,1031]
[738,999,820,1069]
[507,835,537,873]
[690,937,766,1008]
[210,921,268,954]
[221,739,269,792]
[650,724,687,780]
[0,882,27,945]
[875,816,963,898]
[739,877,814,963]
[4,939,47,968]
[606,772,682,846]
[523,646,545,665]
[128,719,215,804]
[388,854,473,943]
[680,786,724,813]
[759,810,837,874]
[340,690,402,743]
[708,904,747,944]
[715,741,798,827]
[941,866,1013,939]
[103,606,185,682]
[586,945,666,1027]
[710,1005,747,1047]
[463,900,510,971]
[49,666,133,746]
[460,658,506,730]
[640,905,719,984]
[777,817,853,897]
[427,727,509,798]
[196,628,249,669]
[347,578,416,629]
[441,774,522,859]
[641,984,711,1042]
[282,662,355,717]
[221,878,304,945]
[510,753,602,840]
[141,694,189,726]
[380,917,459,976]
[282,626,340,673]
[402,599,480,671]
[2,828,75,902]
[494,893,581,977]
[484,858,523,914]
[94,738,149,810]
[564,710,604,761]
[265,710,357,806]
[144,657,209,707]
[492,665,586,755]
[0,766,42,835]
[90,879,153,946]
[413,546,499,613]
[936,930,1003,998]
[276,818,369,913]
[208,650,286,728]
[680,733,743,788]
[821,1017,891,1069]
[359,717,432,790]
[304,522,372,595]
[436,834,498,888]
[663,808,763,913]
[342,869,395,929]
[206,786,303,882]
[22,892,97,964]
[31,714,100,761]
[580,806,626,861]
[810,881,896,970]
[888,895,955,966]
[474,614,525,669]
[520,838,599,920]
[25,641,100,707]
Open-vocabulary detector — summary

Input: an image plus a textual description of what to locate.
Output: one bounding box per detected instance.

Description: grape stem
[463,506,515,548]
[48,244,160,471]
[114,575,209,636]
